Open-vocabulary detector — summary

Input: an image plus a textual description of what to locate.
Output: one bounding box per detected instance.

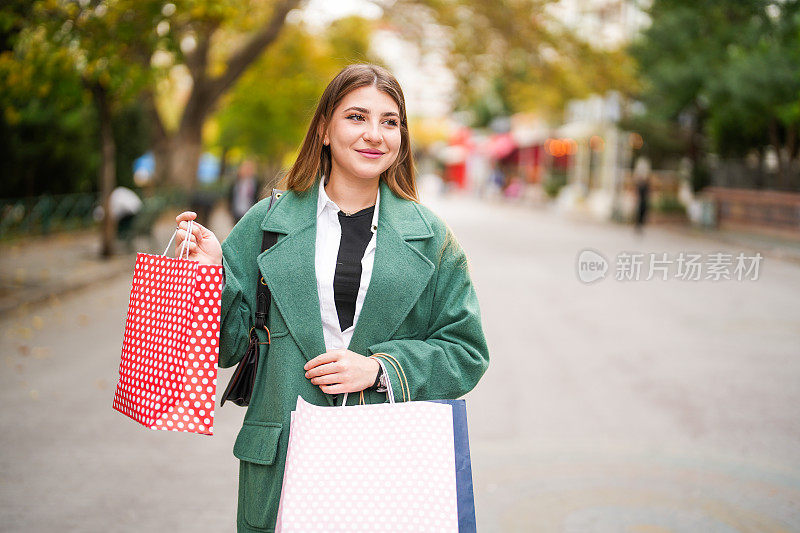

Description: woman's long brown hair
[280,64,418,201]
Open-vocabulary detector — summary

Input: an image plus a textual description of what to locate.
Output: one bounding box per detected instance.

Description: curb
[0,256,134,319]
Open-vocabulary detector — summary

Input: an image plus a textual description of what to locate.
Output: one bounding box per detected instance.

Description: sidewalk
[0,206,235,319]
[515,191,800,265]
[0,229,144,319]
[658,224,800,265]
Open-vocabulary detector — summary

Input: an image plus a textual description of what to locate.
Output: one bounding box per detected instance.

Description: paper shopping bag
[112,250,223,436]
[428,399,477,533]
[276,396,459,532]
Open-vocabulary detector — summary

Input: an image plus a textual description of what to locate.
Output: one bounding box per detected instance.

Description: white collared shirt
[315,176,379,351]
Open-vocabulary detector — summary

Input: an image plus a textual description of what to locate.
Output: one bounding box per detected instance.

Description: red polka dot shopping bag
[113,221,223,436]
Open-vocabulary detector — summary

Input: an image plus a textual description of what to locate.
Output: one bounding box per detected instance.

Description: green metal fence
[0,189,193,240]
[0,193,98,238]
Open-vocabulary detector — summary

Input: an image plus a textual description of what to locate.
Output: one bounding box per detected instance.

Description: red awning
[488,133,516,159]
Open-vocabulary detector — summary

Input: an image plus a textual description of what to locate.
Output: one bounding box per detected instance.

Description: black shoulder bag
[220,188,284,407]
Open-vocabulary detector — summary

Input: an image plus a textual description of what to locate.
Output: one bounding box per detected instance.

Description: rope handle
[372,352,410,401]
[370,354,404,402]
[164,219,195,259]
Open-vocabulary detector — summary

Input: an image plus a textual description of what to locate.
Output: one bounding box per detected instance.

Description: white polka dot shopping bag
[275,381,476,532]
[113,222,223,436]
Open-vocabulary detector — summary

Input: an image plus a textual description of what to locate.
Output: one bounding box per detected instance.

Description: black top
[333,205,375,331]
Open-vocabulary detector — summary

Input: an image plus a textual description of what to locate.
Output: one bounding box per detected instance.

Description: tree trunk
[768,118,787,190]
[786,124,799,191]
[91,83,117,258]
[219,146,230,184]
[150,129,203,191]
[142,90,169,186]
[25,166,35,197]
[687,104,709,192]
[152,135,172,186]
[147,0,300,187]
[755,146,765,189]
[172,130,204,190]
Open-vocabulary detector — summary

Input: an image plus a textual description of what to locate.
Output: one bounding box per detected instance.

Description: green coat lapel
[255,177,435,365]
[347,179,435,356]
[256,182,326,370]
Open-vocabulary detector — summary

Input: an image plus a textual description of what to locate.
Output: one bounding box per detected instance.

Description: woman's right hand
[175,211,223,265]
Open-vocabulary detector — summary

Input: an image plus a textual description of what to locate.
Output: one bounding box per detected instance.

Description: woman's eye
[346,114,397,127]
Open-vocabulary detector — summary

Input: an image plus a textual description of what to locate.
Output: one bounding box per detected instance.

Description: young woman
[175,63,489,532]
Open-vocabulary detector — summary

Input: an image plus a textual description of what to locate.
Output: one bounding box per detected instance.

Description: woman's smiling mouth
[355,149,384,159]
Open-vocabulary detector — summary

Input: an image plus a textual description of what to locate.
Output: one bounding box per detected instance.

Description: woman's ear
[318,122,329,146]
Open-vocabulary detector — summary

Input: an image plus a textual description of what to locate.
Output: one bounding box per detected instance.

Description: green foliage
[31,0,160,105]
[618,113,687,169]
[214,17,377,165]
[691,163,711,193]
[705,3,800,156]
[0,5,99,197]
[543,170,567,198]
[113,101,151,189]
[326,15,375,63]
[630,0,800,187]
[386,0,638,121]
[654,195,686,214]
[0,1,153,198]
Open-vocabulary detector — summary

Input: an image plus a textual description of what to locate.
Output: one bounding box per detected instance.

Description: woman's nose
[362,120,381,142]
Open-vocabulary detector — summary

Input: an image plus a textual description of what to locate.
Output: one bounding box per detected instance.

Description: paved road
[1,193,799,532]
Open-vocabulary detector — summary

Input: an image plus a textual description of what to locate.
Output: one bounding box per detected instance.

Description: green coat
[219,176,489,532]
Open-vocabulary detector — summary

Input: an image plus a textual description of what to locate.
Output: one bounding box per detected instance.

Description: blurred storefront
[436,116,549,197]
[554,92,632,219]
[510,118,549,186]
[441,127,472,189]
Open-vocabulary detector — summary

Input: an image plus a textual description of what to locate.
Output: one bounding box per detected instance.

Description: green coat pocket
[233,421,283,530]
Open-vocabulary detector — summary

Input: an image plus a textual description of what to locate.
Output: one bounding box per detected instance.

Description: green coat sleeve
[218,199,269,368]
[218,256,250,369]
[367,234,489,401]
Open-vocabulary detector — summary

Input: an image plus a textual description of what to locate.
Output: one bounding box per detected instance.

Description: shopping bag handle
[341,358,394,407]
[163,219,195,259]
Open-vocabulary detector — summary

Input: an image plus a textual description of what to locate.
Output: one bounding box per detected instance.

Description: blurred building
[370,24,455,121]
[556,92,629,219]
[548,0,651,221]
[548,0,650,50]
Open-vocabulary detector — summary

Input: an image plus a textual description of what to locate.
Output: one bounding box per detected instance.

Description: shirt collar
[317,175,380,232]
[317,175,339,218]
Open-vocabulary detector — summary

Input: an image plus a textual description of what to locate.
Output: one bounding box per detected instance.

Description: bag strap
[255,188,284,330]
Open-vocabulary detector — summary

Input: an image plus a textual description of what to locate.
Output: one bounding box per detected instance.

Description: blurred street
[1,194,799,532]
[4,0,800,531]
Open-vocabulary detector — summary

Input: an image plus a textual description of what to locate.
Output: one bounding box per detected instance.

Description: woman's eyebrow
[343,106,400,117]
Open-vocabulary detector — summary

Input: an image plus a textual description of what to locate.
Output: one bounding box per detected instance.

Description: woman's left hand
[304,349,380,394]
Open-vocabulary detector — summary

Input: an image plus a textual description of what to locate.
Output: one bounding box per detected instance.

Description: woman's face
[323,85,402,183]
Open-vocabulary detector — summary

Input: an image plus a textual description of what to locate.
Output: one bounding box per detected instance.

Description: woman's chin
[349,166,389,181]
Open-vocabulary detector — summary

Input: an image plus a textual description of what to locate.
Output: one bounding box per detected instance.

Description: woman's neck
[324,172,379,214]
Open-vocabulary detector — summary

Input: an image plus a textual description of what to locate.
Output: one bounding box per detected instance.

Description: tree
[380,0,637,123]
[7,0,641,199]
[213,16,376,181]
[0,2,99,198]
[9,1,157,255]
[706,1,800,188]
[143,0,302,188]
[48,1,155,256]
[630,0,800,191]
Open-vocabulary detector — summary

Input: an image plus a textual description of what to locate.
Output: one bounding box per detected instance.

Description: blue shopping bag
[428,399,477,533]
